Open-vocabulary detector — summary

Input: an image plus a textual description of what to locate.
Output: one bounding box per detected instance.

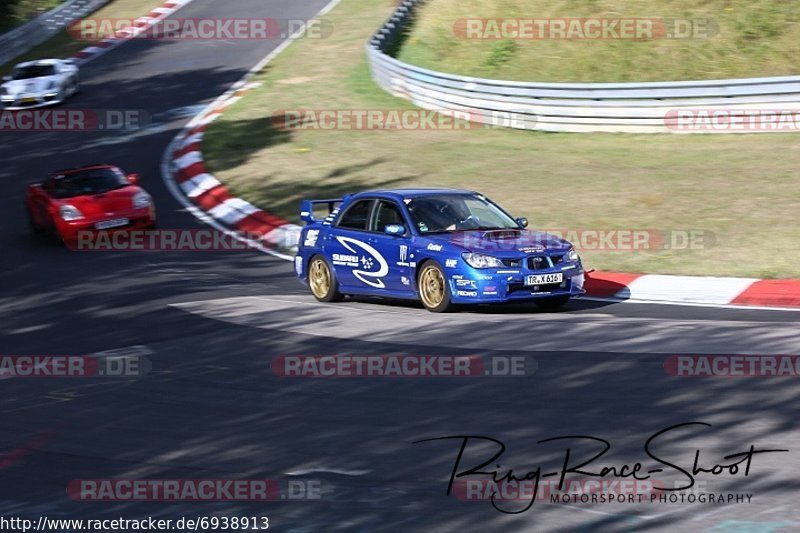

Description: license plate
[95,218,129,230]
[22,97,38,103]
[525,273,563,286]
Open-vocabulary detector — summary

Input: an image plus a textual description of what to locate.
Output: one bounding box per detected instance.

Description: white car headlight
[566,247,580,263]
[462,253,504,269]
[46,81,56,90]
[59,205,84,221]
[132,191,152,209]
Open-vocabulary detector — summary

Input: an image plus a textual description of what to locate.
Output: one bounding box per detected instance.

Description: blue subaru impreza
[295,189,585,312]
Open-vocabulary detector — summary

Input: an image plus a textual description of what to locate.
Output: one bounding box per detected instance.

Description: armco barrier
[0,0,112,68]
[366,0,800,133]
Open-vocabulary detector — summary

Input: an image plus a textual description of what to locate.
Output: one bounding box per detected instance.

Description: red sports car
[25,164,156,245]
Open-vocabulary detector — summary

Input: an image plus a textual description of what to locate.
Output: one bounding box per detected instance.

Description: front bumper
[1,92,62,110]
[448,264,585,304]
[57,208,156,244]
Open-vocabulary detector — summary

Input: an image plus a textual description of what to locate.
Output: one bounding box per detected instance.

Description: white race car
[1,59,80,110]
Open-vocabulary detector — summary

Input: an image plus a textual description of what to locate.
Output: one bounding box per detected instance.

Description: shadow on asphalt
[343,294,621,314]
[1,281,799,531]
[1,21,797,533]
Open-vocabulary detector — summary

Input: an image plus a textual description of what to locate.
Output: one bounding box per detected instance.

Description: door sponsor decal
[304,229,320,247]
[335,236,390,288]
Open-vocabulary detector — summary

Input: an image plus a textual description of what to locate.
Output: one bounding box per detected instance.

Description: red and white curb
[585,271,800,310]
[154,0,799,310]
[70,0,194,64]
[166,89,301,260]
[161,0,344,260]
[32,0,301,257]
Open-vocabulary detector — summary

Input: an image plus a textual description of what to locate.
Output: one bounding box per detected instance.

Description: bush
[0,1,62,33]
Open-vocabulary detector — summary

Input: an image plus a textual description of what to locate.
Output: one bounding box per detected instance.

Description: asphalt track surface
[2,1,800,531]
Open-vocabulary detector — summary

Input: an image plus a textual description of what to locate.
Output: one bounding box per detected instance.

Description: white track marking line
[582,296,800,313]
[160,0,344,262]
[623,274,758,305]
[173,151,202,170]
[155,0,799,313]
[180,173,220,197]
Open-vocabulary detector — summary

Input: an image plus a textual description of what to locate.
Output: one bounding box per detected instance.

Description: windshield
[50,169,130,198]
[12,65,56,80]
[407,194,520,234]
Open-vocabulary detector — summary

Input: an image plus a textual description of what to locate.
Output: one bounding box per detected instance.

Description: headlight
[462,253,504,269]
[566,247,580,262]
[46,81,56,90]
[132,191,152,209]
[59,205,84,221]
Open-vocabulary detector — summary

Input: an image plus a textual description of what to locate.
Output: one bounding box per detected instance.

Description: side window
[372,200,406,233]
[336,199,373,230]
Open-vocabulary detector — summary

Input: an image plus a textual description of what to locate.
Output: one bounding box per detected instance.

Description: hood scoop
[479,229,522,239]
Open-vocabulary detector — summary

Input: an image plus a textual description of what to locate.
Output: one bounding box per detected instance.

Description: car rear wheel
[308,255,343,302]
[535,295,570,311]
[418,261,456,313]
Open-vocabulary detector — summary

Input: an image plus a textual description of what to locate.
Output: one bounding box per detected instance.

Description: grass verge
[0,1,62,33]
[200,0,800,278]
[396,0,800,82]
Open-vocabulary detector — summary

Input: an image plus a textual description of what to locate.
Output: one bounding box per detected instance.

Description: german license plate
[525,273,563,286]
[22,97,38,103]
[95,218,129,230]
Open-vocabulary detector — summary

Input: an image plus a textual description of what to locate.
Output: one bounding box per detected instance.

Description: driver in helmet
[409,197,472,232]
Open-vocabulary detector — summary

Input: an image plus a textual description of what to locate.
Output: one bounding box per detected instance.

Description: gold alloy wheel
[419,264,445,309]
[309,257,332,299]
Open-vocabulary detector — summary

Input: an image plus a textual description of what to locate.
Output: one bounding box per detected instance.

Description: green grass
[1,0,166,73]
[199,0,800,278]
[396,0,800,82]
[0,0,62,33]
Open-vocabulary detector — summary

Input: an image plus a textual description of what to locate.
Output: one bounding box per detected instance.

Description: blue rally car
[295,189,585,312]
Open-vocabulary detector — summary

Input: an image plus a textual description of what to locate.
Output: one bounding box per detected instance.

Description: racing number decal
[334,236,390,288]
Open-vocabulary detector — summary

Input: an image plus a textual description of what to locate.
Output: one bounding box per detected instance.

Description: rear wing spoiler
[300,198,343,224]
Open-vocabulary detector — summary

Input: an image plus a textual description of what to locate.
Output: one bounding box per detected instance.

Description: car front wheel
[417,261,456,313]
[308,255,343,302]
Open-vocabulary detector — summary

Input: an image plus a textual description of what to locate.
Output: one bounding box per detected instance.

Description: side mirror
[384,224,406,236]
[516,217,528,228]
[127,173,139,185]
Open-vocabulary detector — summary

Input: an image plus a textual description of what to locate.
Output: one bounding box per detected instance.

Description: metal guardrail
[366,0,800,133]
[0,0,113,68]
